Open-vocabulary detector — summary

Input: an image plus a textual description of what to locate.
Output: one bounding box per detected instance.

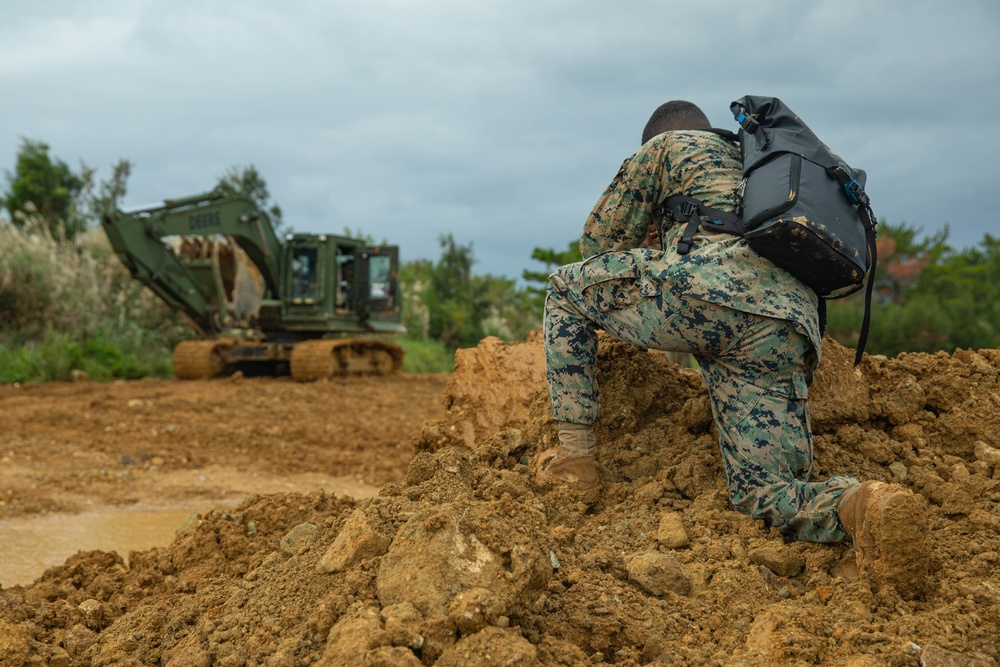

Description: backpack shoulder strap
[703,127,740,144]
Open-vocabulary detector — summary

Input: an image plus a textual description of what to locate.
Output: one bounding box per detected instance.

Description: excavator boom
[102,191,283,333]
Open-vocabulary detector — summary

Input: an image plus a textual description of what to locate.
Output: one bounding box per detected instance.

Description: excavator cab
[280,235,401,332]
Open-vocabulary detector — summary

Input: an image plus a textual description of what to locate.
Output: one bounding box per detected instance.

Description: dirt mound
[3,336,1000,666]
[416,333,547,450]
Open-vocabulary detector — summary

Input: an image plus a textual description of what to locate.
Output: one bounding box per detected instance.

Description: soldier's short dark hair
[641,101,711,145]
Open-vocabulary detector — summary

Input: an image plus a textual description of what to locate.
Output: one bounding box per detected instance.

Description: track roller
[290,339,404,381]
[172,339,237,379]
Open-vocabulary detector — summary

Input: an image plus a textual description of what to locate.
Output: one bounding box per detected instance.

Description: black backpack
[660,95,877,365]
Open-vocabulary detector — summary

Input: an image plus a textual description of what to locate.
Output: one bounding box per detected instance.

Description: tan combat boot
[837,481,931,598]
[534,423,601,499]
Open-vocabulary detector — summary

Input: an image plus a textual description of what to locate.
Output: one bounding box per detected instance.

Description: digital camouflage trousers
[544,250,858,543]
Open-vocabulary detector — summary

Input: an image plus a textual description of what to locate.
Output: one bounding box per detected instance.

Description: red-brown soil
[2,336,999,667]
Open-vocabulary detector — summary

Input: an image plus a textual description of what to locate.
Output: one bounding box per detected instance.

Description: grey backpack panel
[732,95,875,298]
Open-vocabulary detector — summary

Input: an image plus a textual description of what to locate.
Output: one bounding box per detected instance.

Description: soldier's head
[641,101,711,145]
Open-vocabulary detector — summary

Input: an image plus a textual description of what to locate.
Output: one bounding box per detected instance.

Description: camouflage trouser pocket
[578,252,659,313]
[769,369,810,401]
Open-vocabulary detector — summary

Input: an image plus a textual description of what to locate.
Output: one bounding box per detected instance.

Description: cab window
[291,247,318,303]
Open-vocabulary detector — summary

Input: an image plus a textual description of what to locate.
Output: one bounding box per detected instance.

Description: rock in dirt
[359,646,425,667]
[61,624,97,660]
[317,508,391,573]
[920,644,1000,667]
[381,601,425,650]
[417,334,546,451]
[626,552,691,597]
[810,338,871,428]
[318,606,390,666]
[883,375,927,424]
[748,545,805,578]
[448,586,508,636]
[975,440,1000,468]
[434,626,539,667]
[656,511,689,548]
[0,621,31,665]
[375,500,552,619]
[279,522,318,556]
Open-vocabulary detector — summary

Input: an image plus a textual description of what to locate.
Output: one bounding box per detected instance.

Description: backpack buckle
[678,200,698,220]
[844,179,870,206]
[735,108,760,135]
[733,179,747,217]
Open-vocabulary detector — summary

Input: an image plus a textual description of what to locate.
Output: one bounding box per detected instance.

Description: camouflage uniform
[545,130,858,543]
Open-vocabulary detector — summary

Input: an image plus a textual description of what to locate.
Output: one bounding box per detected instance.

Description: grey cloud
[1,0,998,278]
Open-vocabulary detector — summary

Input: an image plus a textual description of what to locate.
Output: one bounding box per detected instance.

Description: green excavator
[102,189,405,381]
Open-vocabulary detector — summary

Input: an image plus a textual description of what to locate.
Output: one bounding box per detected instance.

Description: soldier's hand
[638,224,661,251]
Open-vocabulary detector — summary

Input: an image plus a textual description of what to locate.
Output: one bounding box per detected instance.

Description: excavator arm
[101,190,283,334]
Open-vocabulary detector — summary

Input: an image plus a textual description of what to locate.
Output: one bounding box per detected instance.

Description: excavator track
[172,339,238,379]
[290,339,404,382]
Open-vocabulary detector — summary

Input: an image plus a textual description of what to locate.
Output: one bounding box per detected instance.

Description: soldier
[537,100,930,596]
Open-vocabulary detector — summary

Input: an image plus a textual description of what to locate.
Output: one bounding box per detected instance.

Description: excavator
[101,189,405,381]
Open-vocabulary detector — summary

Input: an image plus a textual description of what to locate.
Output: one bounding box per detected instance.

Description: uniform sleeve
[579,143,668,258]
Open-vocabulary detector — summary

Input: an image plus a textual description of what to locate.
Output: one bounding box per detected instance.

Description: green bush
[0,218,188,382]
[398,337,455,374]
[0,330,172,383]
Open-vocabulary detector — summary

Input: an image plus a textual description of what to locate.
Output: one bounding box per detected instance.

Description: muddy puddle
[0,474,384,588]
[0,508,212,587]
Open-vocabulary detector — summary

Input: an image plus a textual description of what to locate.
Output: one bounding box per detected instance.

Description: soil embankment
[1,337,999,666]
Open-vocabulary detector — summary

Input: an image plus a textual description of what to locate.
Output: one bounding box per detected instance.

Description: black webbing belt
[657,195,742,256]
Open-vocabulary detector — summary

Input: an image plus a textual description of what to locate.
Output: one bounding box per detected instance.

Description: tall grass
[398,337,455,373]
[0,213,189,382]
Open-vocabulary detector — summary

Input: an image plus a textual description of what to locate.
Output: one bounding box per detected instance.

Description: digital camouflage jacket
[579,130,823,357]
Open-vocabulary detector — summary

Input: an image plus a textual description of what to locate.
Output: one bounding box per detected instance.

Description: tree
[921,233,1000,351]
[400,234,536,349]
[215,164,288,235]
[3,138,86,237]
[521,240,583,313]
[78,158,133,224]
[825,222,1000,357]
[873,221,948,304]
[426,233,480,348]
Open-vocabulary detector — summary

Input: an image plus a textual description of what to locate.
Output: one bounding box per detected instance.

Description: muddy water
[0,508,206,587]
[0,475,382,588]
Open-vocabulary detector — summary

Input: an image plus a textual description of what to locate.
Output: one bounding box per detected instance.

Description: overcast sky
[2,1,997,281]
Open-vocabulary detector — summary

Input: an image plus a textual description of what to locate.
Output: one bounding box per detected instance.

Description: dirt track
[0,374,449,521]
[2,336,1000,666]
